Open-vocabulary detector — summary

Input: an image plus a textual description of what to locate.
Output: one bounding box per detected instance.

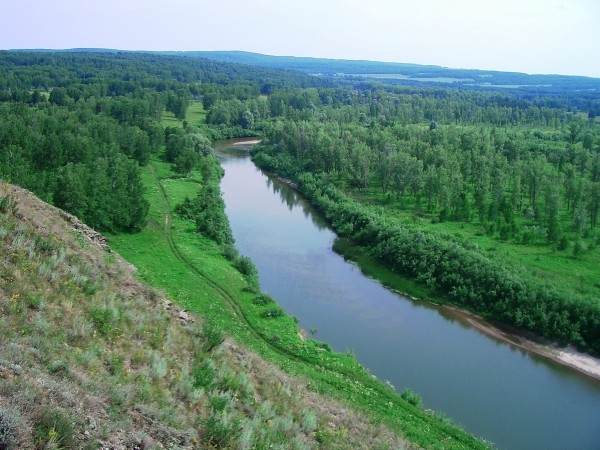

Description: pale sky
[1,0,599,78]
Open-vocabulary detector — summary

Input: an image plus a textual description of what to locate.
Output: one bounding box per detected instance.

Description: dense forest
[247,84,600,354]
[0,51,324,231]
[1,51,496,449]
[1,50,599,356]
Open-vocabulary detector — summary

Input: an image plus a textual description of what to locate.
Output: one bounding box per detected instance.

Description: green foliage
[401,389,423,408]
[0,408,20,450]
[260,306,285,319]
[221,243,239,261]
[0,195,18,215]
[253,148,600,355]
[48,359,70,377]
[557,235,570,251]
[573,240,584,257]
[0,104,150,232]
[235,255,257,277]
[192,359,216,388]
[253,294,275,305]
[108,141,489,450]
[202,323,224,352]
[89,306,115,336]
[32,407,75,449]
[174,156,234,245]
[201,413,240,449]
[27,294,42,310]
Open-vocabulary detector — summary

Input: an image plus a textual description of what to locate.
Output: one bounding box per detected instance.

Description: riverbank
[440,305,600,382]
[109,152,488,450]
[333,237,600,383]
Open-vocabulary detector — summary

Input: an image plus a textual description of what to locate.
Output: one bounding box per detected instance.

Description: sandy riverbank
[440,305,600,382]
[232,139,261,145]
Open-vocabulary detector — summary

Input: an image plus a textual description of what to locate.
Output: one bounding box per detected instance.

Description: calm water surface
[216,140,600,450]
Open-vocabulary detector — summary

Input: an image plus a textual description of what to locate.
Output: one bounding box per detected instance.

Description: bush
[0,408,20,450]
[221,243,239,261]
[48,360,70,377]
[33,407,75,449]
[557,235,570,251]
[201,414,240,449]
[400,388,423,408]
[235,256,257,277]
[0,195,18,215]
[192,359,215,388]
[260,307,284,319]
[89,306,115,336]
[252,294,274,306]
[202,323,224,352]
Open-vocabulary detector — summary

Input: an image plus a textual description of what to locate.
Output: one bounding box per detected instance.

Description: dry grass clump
[0,182,412,449]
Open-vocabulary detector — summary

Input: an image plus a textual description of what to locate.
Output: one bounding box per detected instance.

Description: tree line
[0,50,322,231]
[253,149,600,355]
[241,82,600,355]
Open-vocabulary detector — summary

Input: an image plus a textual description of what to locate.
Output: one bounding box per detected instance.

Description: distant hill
[9,48,600,93]
[159,50,600,93]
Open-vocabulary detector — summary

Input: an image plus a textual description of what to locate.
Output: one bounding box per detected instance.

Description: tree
[588,181,600,228]
[54,163,88,219]
[174,147,198,176]
[166,90,189,120]
[544,179,561,242]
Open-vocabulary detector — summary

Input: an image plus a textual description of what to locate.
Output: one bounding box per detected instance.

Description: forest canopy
[1,49,599,354]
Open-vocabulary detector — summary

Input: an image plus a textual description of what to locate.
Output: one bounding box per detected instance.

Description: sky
[1,0,599,78]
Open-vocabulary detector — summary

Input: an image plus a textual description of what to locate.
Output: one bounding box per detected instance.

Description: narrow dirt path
[144,163,474,445]
[146,163,306,363]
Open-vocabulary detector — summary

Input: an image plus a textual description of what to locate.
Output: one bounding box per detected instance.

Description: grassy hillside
[0,181,414,449]
[106,148,488,449]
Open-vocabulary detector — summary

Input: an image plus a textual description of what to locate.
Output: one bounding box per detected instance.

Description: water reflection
[216,140,600,450]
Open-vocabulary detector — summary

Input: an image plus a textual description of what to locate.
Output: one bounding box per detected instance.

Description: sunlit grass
[160,100,206,128]
[108,151,489,449]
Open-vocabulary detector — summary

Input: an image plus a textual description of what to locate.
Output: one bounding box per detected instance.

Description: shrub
[252,294,274,306]
[557,235,570,251]
[33,407,75,449]
[192,359,215,388]
[89,306,115,336]
[573,240,584,257]
[0,408,20,450]
[401,388,423,408]
[201,415,240,449]
[48,360,70,377]
[27,294,42,310]
[209,393,230,413]
[260,307,284,319]
[202,323,224,352]
[221,243,239,261]
[0,195,18,215]
[235,256,257,277]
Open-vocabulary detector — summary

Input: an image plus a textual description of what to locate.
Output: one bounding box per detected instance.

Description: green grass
[4,179,417,449]
[161,100,207,128]
[109,153,489,449]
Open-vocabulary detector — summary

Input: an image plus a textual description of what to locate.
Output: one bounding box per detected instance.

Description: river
[216,139,600,450]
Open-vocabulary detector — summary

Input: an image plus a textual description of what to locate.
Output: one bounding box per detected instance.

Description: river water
[216,140,600,450]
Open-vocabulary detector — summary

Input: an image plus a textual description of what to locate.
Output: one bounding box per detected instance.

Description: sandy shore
[232,139,261,145]
[439,305,600,382]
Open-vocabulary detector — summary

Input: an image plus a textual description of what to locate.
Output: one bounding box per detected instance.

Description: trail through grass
[109,131,488,448]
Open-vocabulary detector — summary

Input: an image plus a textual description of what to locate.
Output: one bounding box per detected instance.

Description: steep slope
[0,181,412,449]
